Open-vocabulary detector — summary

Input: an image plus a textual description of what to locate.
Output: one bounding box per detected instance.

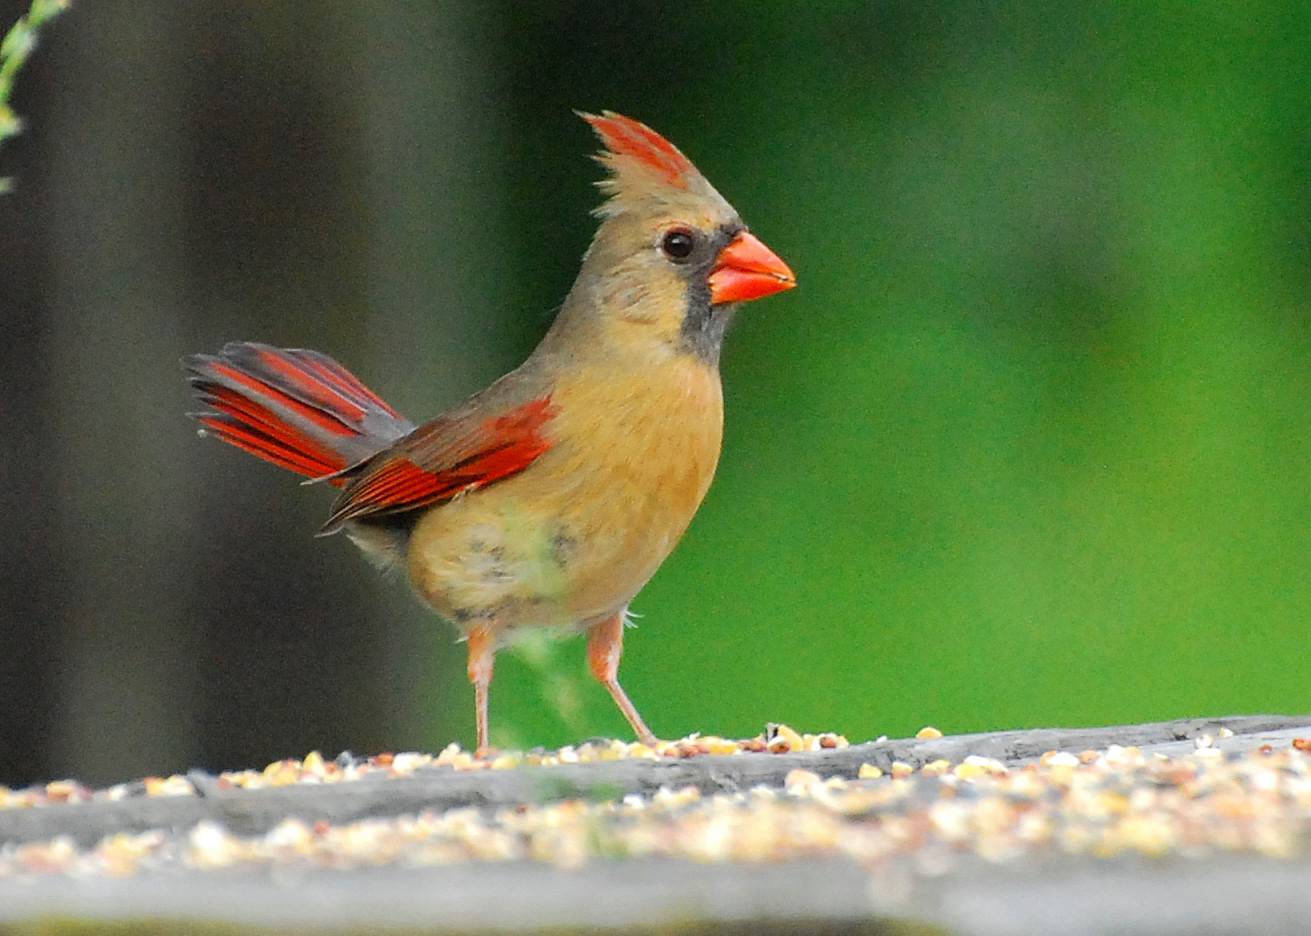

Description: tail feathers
[183,342,415,483]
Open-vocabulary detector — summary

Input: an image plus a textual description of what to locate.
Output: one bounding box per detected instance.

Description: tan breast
[405,357,723,639]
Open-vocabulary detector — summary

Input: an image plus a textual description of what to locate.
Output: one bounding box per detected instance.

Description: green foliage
[479,1,1311,750]
[0,0,68,192]
[10,0,1306,769]
[498,635,589,750]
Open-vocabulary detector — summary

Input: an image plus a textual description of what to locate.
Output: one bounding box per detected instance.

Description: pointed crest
[578,110,720,217]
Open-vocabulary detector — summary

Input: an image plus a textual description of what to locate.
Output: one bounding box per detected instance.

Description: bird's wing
[320,394,557,532]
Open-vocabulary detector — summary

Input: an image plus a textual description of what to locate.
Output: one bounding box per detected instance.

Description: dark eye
[660,228,696,262]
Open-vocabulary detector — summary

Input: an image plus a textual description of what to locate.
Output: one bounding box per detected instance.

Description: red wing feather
[197,415,345,482]
[281,348,405,420]
[201,386,349,467]
[322,396,557,530]
[205,363,355,437]
[184,342,415,485]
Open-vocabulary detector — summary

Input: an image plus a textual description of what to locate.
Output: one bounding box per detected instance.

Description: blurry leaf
[0,0,68,188]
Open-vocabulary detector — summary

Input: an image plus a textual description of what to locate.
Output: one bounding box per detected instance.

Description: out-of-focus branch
[0,0,69,191]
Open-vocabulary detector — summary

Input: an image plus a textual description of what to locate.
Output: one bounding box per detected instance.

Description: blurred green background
[1,1,1308,785]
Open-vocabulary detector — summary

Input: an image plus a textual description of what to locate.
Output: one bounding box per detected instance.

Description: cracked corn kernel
[143,775,193,798]
[915,726,943,740]
[890,761,914,779]
[390,752,429,774]
[858,763,884,780]
[964,755,1007,775]
[187,822,241,870]
[702,737,741,756]
[96,831,162,878]
[16,837,77,874]
[954,756,1007,781]
[921,759,951,778]
[574,740,622,762]
[765,723,805,752]
[43,781,84,804]
[953,762,986,781]
[652,786,700,810]
[261,760,302,787]
[265,819,313,857]
[784,769,823,794]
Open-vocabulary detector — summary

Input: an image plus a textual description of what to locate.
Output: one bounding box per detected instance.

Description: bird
[182,110,795,754]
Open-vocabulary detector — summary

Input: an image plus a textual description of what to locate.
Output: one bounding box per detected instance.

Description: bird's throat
[679,281,734,365]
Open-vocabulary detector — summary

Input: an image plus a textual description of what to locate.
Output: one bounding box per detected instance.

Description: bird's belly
[406,461,703,638]
[405,363,723,641]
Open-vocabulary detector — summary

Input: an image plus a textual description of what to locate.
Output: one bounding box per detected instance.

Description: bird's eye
[660,228,696,262]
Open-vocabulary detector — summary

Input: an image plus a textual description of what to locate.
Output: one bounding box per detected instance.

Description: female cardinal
[183,111,795,753]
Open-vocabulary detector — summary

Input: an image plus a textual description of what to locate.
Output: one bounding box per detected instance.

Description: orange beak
[708,231,796,304]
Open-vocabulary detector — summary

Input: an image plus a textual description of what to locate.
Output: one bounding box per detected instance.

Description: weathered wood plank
[1,716,1309,934]
[0,714,1303,848]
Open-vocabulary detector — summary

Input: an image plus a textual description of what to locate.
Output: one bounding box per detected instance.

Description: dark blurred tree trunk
[44,2,202,783]
[0,2,65,787]
[352,2,515,753]
[2,1,512,785]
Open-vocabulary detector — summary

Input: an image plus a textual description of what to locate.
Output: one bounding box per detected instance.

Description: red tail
[183,342,414,484]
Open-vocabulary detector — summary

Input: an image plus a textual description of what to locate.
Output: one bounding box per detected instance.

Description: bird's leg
[466,625,496,757]
[587,611,657,745]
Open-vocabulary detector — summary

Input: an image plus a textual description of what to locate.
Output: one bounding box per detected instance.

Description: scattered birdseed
[3,739,1310,880]
[0,727,851,809]
[143,775,194,798]
[784,769,824,795]
[952,756,1006,781]
[765,723,806,753]
[920,759,951,778]
[915,726,944,740]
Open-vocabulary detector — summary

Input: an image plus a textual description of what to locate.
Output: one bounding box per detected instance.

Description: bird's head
[563,111,795,366]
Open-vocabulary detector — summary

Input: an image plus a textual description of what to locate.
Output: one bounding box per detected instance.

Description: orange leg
[587,611,657,745]
[466,625,496,757]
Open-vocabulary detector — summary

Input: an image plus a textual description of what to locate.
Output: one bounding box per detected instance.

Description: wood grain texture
[0,714,1302,848]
